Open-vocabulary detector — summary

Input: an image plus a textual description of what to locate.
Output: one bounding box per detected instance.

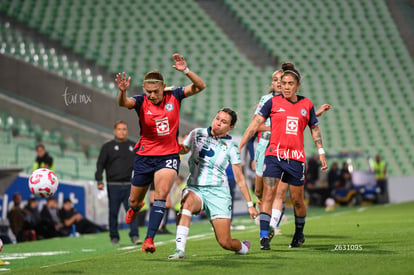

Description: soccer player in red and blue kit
[240,62,328,250]
[115,53,206,253]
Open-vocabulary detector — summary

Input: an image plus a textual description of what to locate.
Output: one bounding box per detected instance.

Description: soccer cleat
[111,238,119,246]
[260,237,270,250]
[289,233,305,248]
[141,237,156,253]
[125,202,145,224]
[130,236,143,245]
[168,249,186,259]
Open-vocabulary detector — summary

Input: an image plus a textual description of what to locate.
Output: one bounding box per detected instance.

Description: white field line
[0,251,69,260]
[40,259,82,269]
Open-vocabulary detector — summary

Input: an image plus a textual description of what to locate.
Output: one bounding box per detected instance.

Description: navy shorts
[263,156,305,186]
[131,154,180,187]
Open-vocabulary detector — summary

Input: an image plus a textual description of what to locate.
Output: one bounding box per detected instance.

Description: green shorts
[254,139,269,177]
[184,185,232,220]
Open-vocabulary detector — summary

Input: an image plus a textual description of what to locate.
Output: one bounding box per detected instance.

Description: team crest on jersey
[165,103,174,111]
[301,108,307,117]
[155,117,170,136]
[286,116,298,135]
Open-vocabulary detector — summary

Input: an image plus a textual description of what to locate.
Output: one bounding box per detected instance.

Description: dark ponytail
[281,62,301,82]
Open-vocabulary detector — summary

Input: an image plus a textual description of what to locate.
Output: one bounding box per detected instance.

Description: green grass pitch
[1,202,413,274]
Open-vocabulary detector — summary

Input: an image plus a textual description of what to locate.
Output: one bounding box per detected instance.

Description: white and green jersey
[184,127,241,187]
[255,92,275,142]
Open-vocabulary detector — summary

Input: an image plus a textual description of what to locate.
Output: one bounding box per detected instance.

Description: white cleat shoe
[168,249,186,260]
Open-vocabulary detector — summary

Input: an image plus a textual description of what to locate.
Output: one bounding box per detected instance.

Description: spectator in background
[23,197,41,238]
[7,193,25,242]
[306,154,321,187]
[33,144,55,171]
[339,162,352,189]
[58,198,106,235]
[95,120,141,246]
[373,154,388,203]
[39,196,69,238]
[7,193,37,242]
[327,162,341,195]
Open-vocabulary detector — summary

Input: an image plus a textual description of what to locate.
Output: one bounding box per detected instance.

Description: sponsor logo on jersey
[155,117,170,136]
[276,107,286,113]
[145,110,153,115]
[165,103,174,111]
[286,116,298,135]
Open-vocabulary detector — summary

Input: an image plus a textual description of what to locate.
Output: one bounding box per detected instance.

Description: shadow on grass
[144,252,290,270]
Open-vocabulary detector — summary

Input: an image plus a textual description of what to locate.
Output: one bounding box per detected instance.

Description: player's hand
[250,160,256,171]
[172,53,188,72]
[115,72,131,92]
[320,154,328,170]
[248,206,259,219]
[317,104,332,116]
[320,104,331,111]
[97,182,104,190]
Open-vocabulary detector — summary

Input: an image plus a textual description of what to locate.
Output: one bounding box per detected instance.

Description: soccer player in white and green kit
[168,108,258,259]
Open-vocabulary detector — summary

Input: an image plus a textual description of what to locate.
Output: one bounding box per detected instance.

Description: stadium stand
[0,110,102,180]
[0,0,270,129]
[0,0,413,176]
[222,0,414,176]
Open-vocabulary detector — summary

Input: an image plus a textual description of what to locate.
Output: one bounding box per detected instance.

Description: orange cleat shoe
[141,237,156,253]
[125,202,145,224]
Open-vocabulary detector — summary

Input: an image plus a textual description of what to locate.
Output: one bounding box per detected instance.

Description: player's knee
[291,196,304,209]
[276,190,285,200]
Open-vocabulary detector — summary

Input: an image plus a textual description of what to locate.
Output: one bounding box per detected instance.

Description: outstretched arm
[316,104,331,117]
[239,114,265,152]
[310,126,328,170]
[116,72,136,109]
[172,53,206,97]
[232,164,258,219]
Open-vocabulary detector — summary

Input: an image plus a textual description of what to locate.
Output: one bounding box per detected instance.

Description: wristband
[183,67,190,74]
[318,148,325,155]
[247,201,254,208]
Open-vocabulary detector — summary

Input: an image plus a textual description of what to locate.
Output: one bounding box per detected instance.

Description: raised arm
[232,163,258,219]
[310,126,328,170]
[315,104,331,117]
[115,72,136,109]
[172,53,206,97]
[239,114,265,151]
